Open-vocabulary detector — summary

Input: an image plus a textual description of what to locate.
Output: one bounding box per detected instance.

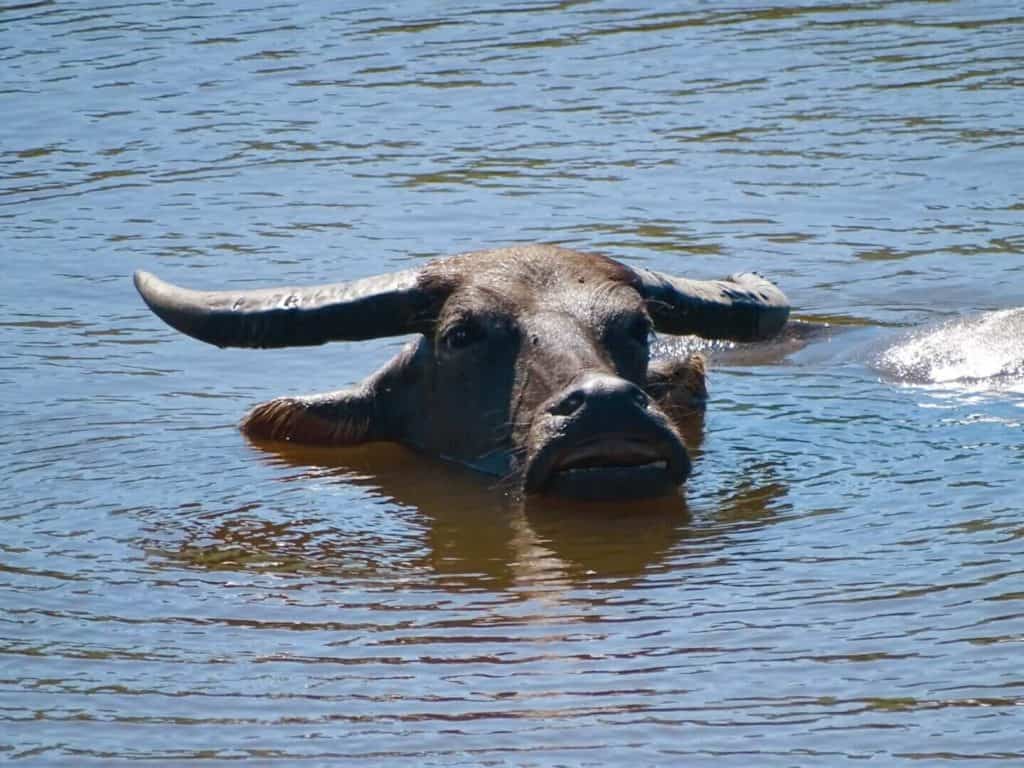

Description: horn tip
[133,269,159,298]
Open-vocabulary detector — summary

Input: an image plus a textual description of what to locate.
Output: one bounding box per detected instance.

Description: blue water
[2,2,1023,764]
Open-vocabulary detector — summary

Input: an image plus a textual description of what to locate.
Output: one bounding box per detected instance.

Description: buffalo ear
[134,267,441,349]
[635,268,789,342]
[242,392,375,444]
[241,340,423,446]
[645,353,707,421]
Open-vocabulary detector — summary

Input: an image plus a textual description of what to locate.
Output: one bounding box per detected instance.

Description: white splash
[875,309,1024,389]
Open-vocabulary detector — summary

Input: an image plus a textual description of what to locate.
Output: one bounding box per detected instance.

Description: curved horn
[634,268,790,342]
[134,268,436,348]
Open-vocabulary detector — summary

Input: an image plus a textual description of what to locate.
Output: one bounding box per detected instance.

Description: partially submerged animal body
[134,245,790,499]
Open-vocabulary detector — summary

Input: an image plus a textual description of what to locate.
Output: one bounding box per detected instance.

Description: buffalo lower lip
[523,429,690,497]
[551,436,670,473]
[542,459,679,500]
[554,458,670,476]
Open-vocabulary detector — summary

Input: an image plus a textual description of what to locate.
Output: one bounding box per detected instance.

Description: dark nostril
[548,376,651,417]
[549,389,585,417]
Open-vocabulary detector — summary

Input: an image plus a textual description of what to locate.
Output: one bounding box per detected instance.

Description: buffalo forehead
[429,245,642,323]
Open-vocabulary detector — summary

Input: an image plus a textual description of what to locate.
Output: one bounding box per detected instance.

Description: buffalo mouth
[524,433,689,500]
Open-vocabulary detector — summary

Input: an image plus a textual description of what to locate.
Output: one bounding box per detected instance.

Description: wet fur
[242,391,375,444]
[242,350,709,447]
[141,244,779,492]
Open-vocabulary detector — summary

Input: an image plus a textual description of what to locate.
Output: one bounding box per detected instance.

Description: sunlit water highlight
[877,309,1024,389]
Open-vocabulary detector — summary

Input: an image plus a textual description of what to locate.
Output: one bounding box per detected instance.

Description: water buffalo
[134,245,789,499]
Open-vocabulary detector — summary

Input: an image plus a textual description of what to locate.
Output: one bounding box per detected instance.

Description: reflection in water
[157,432,788,593]
[654,319,836,368]
[711,473,789,530]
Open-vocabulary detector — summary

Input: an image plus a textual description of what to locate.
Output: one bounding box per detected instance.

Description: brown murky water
[2,2,1023,764]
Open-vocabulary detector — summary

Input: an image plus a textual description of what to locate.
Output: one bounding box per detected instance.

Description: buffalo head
[135,245,788,499]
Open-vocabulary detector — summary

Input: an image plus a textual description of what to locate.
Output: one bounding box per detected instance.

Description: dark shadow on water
[256,439,694,586]
[147,432,790,591]
[654,319,839,368]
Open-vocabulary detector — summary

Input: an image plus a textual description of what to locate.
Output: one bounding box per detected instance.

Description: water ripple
[3,1,1024,764]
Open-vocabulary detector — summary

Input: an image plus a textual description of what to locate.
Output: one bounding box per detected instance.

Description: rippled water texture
[3,2,1023,765]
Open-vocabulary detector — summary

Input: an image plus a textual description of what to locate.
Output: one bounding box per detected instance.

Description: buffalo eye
[441,320,484,351]
[627,315,653,345]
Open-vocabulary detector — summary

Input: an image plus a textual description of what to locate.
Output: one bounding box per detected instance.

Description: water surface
[2,2,1023,765]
